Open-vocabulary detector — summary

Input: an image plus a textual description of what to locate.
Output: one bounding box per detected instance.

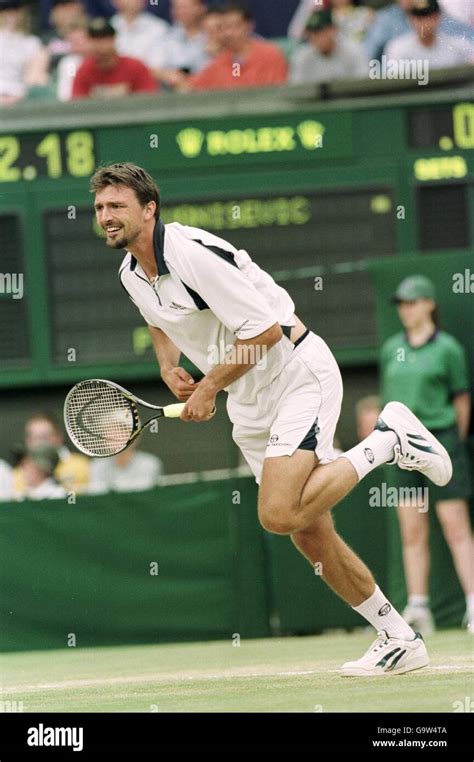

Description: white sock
[341,429,398,481]
[466,593,474,620]
[408,594,429,608]
[353,585,416,640]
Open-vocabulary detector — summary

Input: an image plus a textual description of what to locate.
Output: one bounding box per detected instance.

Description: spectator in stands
[202,3,226,58]
[385,0,473,69]
[356,395,381,441]
[72,16,157,98]
[110,0,169,77]
[290,8,368,84]
[88,440,164,494]
[154,0,210,88]
[56,17,92,100]
[363,0,474,62]
[9,445,67,501]
[0,459,13,501]
[439,0,474,27]
[0,0,50,106]
[17,412,90,494]
[184,2,288,91]
[289,0,374,44]
[46,0,87,64]
[381,275,473,634]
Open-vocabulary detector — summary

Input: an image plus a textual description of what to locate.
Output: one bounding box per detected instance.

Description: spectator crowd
[0,0,472,106]
[0,412,163,500]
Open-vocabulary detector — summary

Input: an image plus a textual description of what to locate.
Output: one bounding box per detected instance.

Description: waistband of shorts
[281,325,311,349]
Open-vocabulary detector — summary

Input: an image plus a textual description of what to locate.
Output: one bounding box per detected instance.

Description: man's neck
[418,31,436,48]
[230,39,252,58]
[182,23,201,38]
[98,53,118,70]
[122,11,140,26]
[407,322,436,347]
[128,225,158,282]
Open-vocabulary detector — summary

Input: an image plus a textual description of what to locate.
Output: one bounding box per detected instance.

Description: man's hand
[162,367,198,401]
[181,383,217,422]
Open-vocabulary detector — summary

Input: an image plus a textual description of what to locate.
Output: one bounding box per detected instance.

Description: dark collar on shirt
[404,328,439,349]
[129,218,169,275]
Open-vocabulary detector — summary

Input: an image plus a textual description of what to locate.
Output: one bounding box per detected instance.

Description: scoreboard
[0,86,472,389]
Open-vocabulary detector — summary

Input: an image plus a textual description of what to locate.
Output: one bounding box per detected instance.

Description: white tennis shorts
[228,331,343,483]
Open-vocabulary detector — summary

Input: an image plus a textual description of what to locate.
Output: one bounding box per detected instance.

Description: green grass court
[1,630,472,713]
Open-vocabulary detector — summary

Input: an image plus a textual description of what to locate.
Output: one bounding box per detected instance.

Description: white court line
[1,664,471,694]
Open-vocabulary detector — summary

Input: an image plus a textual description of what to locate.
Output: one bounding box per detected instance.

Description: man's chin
[106,236,128,249]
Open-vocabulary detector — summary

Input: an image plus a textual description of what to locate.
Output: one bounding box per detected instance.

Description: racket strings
[65,380,137,456]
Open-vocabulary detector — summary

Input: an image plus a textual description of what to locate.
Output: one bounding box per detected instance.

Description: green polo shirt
[380,330,469,430]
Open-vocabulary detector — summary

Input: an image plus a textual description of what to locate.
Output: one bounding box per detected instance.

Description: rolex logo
[176,128,205,158]
[296,120,325,150]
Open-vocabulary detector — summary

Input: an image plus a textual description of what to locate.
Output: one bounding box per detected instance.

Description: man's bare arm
[182,323,283,420]
[453,391,471,440]
[148,325,197,401]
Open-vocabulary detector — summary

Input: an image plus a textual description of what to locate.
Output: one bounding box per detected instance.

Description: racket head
[64,379,141,457]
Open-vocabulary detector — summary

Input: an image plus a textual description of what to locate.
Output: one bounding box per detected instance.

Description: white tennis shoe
[376,401,452,487]
[340,631,429,677]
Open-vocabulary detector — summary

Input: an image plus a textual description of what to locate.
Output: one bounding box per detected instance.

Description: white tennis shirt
[119,220,296,411]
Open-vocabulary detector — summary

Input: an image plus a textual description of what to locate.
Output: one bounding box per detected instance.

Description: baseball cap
[410,0,440,16]
[392,275,436,302]
[25,445,60,475]
[305,9,333,33]
[87,17,116,38]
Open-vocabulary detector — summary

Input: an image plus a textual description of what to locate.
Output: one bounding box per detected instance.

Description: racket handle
[162,402,186,418]
[162,403,217,420]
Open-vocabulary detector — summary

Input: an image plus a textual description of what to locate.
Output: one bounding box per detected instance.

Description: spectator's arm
[132,61,159,93]
[289,46,308,84]
[363,10,390,62]
[24,46,50,87]
[287,0,315,41]
[453,392,471,440]
[71,63,91,99]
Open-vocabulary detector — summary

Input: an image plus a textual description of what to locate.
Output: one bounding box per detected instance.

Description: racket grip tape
[162,403,217,420]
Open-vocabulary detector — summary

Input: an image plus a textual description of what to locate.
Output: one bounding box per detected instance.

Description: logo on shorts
[378,603,392,616]
[364,447,375,464]
[269,435,279,445]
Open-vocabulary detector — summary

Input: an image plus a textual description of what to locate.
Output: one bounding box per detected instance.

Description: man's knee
[291,516,337,554]
[258,498,302,535]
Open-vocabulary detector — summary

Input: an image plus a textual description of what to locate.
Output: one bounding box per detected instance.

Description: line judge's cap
[87,17,116,38]
[392,275,436,302]
[410,0,440,16]
[305,9,333,32]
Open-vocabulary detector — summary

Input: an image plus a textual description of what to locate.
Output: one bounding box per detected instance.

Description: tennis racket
[64,379,209,457]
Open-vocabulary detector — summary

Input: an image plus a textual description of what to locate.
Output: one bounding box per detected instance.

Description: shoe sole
[340,655,429,677]
[382,401,452,486]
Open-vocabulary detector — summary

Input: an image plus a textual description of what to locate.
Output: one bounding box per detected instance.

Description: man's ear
[144,201,157,220]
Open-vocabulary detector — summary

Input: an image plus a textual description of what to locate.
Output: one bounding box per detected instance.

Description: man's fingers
[174,367,195,384]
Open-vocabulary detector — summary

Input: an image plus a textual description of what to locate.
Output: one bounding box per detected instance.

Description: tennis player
[91,162,453,676]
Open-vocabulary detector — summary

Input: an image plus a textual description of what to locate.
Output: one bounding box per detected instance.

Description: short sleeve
[169,240,279,339]
[446,338,469,396]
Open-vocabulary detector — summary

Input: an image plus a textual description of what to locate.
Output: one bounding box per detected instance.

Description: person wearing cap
[9,445,67,501]
[363,0,473,63]
[289,7,369,84]
[0,0,50,106]
[385,0,473,70]
[380,275,473,634]
[71,16,157,98]
[185,2,288,91]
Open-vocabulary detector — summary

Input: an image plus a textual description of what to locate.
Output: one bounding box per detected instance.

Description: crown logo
[296,120,325,150]
[176,128,205,158]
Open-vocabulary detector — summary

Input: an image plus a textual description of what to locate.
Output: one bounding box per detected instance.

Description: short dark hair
[90,163,160,218]
[219,2,253,21]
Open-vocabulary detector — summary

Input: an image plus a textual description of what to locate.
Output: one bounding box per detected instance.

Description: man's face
[308,26,337,55]
[220,11,252,50]
[51,2,84,36]
[397,298,434,328]
[203,12,224,46]
[112,0,145,15]
[89,35,117,62]
[171,0,205,27]
[25,420,62,449]
[410,12,440,39]
[94,184,153,249]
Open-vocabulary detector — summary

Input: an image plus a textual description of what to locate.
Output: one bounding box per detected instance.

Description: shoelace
[367,631,389,654]
[392,444,429,471]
